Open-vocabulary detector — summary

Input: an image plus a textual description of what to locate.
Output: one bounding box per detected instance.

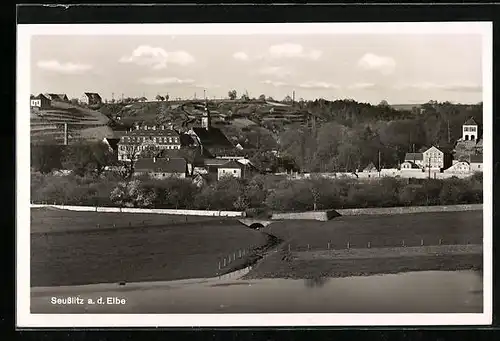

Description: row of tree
[31,172,482,213]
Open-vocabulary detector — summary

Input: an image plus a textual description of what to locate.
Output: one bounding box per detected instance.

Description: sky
[30,33,483,105]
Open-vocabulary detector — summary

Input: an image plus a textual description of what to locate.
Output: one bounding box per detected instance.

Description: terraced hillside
[30,102,110,144]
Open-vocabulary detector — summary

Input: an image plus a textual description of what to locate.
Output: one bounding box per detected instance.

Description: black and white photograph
[17,22,492,327]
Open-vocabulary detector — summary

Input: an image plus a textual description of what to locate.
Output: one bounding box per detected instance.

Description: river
[31,270,482,314]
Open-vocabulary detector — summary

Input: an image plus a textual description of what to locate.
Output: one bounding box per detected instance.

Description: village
[30,91,483,184]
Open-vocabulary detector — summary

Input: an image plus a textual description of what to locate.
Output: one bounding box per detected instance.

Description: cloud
[258,66,292,78]
[120,45,195,69]
[396,82,482,93]
[193,83,221,89]
[348,82,378,90]
[267,43,322,61]
[238,43,322,61]
[139,77,195,85]
[298,81,339,89]
[358,53,396,75]
[260,80,288,87]
[233,51,250,61]
[37,60,93,74]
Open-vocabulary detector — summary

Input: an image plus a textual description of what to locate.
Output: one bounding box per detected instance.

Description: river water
[31,270,482,314]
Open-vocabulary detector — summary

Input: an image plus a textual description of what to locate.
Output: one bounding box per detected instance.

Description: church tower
[462,117,478,141]
[201,100,211,130]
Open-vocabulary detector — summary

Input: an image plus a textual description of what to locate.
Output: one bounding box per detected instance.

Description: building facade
[117,125,182,161]
[422,146,445,170]
[80,92,102,106]
[462,117,478,141]
[30,94,51,110]
[134,157,187,179]
[217,160,243,180]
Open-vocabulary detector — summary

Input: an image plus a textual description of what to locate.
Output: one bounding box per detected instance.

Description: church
[453,117,483,159]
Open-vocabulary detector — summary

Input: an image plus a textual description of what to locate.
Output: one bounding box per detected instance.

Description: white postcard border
[17,22,493,327]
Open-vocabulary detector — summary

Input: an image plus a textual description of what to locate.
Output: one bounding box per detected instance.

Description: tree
[61,141,114,177]
[228,90,237,100]
[241,93,250,101]
[165,94,170,101]
[155,94,165,101]
[258,94,266,101]
[283,95,292,103]
[70,98,79,106]
[31,142,64,174]
[379,100,389,107]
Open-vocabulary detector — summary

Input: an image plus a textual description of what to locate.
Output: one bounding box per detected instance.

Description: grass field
[31,208,268,286]
[30,209,483,286]
[244,211,483,280]
[264,211,483,250]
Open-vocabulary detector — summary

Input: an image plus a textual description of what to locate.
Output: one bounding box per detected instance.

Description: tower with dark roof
[462,117,478,141]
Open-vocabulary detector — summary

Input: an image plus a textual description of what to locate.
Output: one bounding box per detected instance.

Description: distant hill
[390,104,422,111]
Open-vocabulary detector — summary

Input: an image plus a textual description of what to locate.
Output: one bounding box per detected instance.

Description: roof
[192,127,233,147]
[83,92,102,101]
[126,128,180,137]
[363,162,377,172]
[219,160,244,169]
[45,93,67,101]
[469,154,483,163]
[203,158,231,166]
[404,152,423,161]
[464,117,478,126]
[134,157,187,173]
[33,93,50,101]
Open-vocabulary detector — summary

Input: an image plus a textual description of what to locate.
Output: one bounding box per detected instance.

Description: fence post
[233,253,236,261]
[288,244,291,252]
[327,242,330,250]
[307,244,310,251]
[223,258,226,267]
[402,239,405,247]
[239,250,242,258]
[367,242,371,248]
[439,238,442,245]
[347,241,350,249]
[421,239,424,246]
[218,261,221,270]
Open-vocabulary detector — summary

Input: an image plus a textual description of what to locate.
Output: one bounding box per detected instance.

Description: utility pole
[378,150,381,176]
[204,89,206,100]
[292,90,295,105]
[112,92,114,102]
[447,120,451,143]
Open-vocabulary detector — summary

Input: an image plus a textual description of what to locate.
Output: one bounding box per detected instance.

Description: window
[233,170,237,173]
[464,127,469,132]
[169,137,172,143]
[153,137,156,142]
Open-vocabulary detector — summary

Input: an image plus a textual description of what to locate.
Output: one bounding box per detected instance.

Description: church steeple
[201,100,211,130]
[462,117,478,141]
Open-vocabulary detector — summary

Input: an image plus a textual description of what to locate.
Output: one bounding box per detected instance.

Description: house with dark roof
[444,160,471,174]
[134,157,188,179]
[469,154,483,173]
[30,93,51,110]
[80,92,102,106]
[401,160,423,170]
[44,93,69,102]
[217,160,244,180]
[404,152,424,168]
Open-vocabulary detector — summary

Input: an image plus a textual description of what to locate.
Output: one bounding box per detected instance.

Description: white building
[217,160,243,180]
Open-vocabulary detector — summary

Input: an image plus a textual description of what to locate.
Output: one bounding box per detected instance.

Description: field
[244,210,483,280]
[30,209,483,287]
[31,208,268,287]
[264,211,483,250]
